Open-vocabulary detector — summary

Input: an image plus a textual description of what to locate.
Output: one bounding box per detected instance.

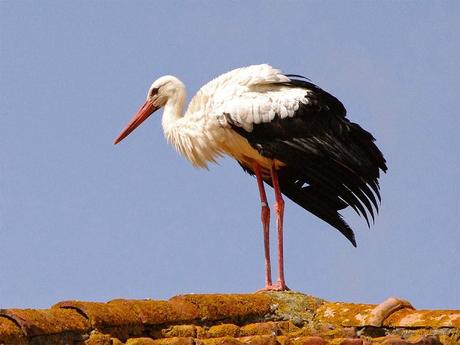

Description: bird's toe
[256,282,290,292]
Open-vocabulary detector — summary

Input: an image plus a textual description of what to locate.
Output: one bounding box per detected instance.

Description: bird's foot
[257,281,290,292]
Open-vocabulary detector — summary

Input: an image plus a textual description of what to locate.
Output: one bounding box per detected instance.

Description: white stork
[114,64,387,291]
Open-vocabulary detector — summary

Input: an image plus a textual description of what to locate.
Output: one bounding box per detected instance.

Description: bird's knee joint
[261,202,270,215]
[275,199,285,211]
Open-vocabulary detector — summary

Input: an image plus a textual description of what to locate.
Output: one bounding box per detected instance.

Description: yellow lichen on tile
[330,338,363,345]
[0,317,26,345]
[111,338,124,345]
[170,294,273,322]
[55,300,134,329]
[289,335,327,345]
[84,331,112,345]
[385,309,460,328]
[239,335,278,345]
[147,337,195,345]
[206,324,240,338]
[125,337,157,345]
[276,335,289,345]
[196,335,242,345]
[276,321,301,335]
[439,332,460,345]
[112,299,200,325]
[1,292,459,345]
[4,308,90,337]
[316,303,375,327]
[162,325,197,338]
[239,322,279,336]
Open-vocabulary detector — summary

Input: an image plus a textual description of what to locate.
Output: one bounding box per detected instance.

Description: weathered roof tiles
[0,292,459,345]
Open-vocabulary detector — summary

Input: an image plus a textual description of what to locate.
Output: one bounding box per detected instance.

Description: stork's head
[114,75,185,144]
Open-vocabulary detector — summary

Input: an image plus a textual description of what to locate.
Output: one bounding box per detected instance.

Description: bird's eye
[150,88,159,97]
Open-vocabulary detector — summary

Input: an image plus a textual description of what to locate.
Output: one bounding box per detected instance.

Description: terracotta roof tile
[0,292,459,345]
[206,324,240,338]
[169,294,272,322]
[0,317,26,345]
[0,307,89,337]
[384,309,460,328]
[341,338,362,345]
[239,321,279,336]
[197,336,242,345]
[289,336,327,345]
[84,331,113,345]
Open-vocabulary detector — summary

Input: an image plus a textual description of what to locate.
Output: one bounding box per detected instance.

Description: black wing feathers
[229,77,387,246]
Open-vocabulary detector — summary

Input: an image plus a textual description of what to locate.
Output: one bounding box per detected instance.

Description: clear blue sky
[1,1,459,309]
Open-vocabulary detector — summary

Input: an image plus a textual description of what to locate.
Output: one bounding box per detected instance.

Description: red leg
[271,164,289,290]
[253,162,272,288]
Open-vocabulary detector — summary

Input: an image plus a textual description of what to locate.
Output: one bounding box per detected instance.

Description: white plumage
[159,64,310,170]
[115,64,387,291]
[190,64,308,131]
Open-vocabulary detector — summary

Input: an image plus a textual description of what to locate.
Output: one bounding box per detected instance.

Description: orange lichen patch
[84,331,112,345]
[276,321,302,335]
[54,300,148,341]
[281,324,319,338]
[1,292,459,345]
[384,309,460,328]
[277,335,289,345]
[196,336,243,345]
[314,327,358,341]
[170,294,273,322]
[195,335,279,345]
[335,339,363,345]
[55,298,199,331]
[239,335,278,345]
[54,300,124,328]
[369,335,399,344]
[206,324,240,338]
[125,337,157,345]
[56,300,147,329]
[289,336,327,345]
[167,298,202,322]
[111,337,125,345]
[0,316,26,345]
[239,321,279,336]
[439,333,460,345]
[109,299,199,325]
[0,308,90,337]
[161,325,197,338]
[147,336,195,345]
[316,302,375,327]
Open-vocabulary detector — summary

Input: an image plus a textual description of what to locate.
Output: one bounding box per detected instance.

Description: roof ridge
[1,292,459,345]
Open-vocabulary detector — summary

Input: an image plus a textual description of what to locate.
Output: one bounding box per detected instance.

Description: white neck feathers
[161,82,223,169]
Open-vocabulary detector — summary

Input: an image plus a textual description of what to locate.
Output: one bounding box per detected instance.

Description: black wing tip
[285,73,311,81]
[334,218,357,247]
[336,215,357,247]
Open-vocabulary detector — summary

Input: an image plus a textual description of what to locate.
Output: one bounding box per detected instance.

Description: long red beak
[114,100,158,144]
